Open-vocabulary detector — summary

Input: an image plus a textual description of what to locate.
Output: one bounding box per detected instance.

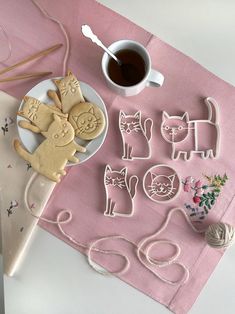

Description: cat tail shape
[143,118,153,142]
[14,139,33,164]
[204,97,219,124]
[129,175,139,199]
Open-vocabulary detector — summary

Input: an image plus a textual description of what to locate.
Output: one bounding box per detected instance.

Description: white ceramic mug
[101,40,164,97]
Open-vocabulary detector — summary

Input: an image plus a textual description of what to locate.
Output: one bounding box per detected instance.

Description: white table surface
[4,1,235,314]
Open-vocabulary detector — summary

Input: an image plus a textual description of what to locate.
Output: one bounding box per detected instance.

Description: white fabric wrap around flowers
[0,91,56,276]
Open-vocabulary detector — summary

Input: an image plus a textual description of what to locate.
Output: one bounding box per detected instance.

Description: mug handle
[146,69,164,87]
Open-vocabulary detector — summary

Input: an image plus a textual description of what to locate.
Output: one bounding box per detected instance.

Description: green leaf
[199,201,203,207]
[202,185,208,189]
[211,199,215,205]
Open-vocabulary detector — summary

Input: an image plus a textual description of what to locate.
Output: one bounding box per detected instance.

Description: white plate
[17,78,108,165]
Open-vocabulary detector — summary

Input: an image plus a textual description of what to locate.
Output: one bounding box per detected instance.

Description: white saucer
[17,78,108,165]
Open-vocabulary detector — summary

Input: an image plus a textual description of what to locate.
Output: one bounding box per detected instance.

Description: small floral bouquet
[182,174,228,222]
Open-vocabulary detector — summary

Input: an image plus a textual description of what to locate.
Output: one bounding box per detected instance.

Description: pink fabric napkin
[1,1,235,313]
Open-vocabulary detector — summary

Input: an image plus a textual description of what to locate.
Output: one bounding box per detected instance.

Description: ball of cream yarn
[205,222,235,249]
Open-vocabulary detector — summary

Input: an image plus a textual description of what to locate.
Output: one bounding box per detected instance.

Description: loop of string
[32,0,70,76]
[0,3,69,73]
[0,24,12,63]
[24,171,208,285]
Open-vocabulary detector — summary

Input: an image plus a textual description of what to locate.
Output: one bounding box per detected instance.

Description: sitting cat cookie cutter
[104,164,139,217]
[160,97,220,161]
[143,164,181,203]
[119,110,153,160]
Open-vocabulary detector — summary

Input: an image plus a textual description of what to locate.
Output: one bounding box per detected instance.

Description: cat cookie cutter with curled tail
[104,165,139,217]
[143,164,181,203]
[119,110,153,160]
[160,97,220,161]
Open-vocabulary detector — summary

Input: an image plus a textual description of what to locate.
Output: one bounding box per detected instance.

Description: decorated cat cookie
[53,71,85,113]
[160,97,220,161]
[68,102,105,140]
[18,96,68,134]
[14,114,86,183]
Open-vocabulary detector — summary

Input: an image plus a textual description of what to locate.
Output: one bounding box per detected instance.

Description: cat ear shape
[53,79,62,87]
[41,131,48,137]
[119,110,126,118]
[162,111,170,121]
[151,173,157,181]
[105,164,112,173]
[120,167,127,176]
[23,96,30,102]
[181,112,189,122]
[168,174,176,182]
[88,107,95,115]
[67,70,73,77]
[134,111,141,120]
[53,113,61,123]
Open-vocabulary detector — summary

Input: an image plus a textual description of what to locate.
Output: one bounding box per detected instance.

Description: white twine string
[0,24,12,63]
[23,172,212,285]
[32,0,70,76]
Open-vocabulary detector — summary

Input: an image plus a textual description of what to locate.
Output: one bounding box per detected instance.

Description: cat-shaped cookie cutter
[103,164,139,217]
[143,164,181,203]
[160,97,220,161]
[119,110,153,160]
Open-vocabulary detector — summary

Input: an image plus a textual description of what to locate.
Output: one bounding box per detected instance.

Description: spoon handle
[81,25,120,64]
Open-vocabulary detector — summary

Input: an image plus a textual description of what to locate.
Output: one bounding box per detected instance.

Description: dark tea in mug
[107,49,146,87]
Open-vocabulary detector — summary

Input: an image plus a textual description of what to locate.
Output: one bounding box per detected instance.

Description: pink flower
[184,183,191,192]
[194,180,202,188]
[193,196,201,204]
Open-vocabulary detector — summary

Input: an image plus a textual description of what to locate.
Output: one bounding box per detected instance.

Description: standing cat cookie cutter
[119,110,153,160]
[143,164,181,203]
[160,97,220,161]
[104,165,139,217]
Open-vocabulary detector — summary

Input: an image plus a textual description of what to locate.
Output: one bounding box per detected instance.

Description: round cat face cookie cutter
[143,164,181,203]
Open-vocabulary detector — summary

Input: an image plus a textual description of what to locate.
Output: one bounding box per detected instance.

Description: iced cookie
[68,102,105,140]
[14,114,86,183]
[53,70,85,114]
[18,96,68,133]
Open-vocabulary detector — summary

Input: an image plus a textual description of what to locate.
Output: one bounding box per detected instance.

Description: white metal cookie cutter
[119,110,153,160]
[103,164,139,217]
[143,164,181,203]
[160,97,220,161]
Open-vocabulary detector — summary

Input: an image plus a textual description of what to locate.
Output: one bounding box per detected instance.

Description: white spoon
[81,25,141,85]
[81,24,121,65]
